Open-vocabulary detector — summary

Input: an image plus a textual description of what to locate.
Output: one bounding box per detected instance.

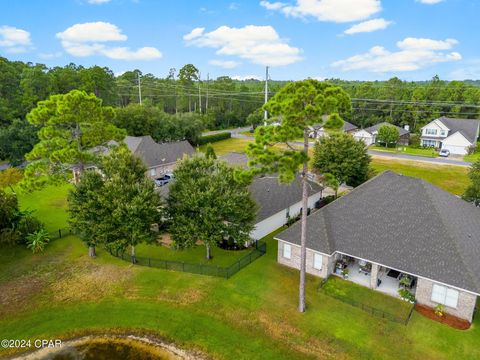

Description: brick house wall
[277,240,331,278]
[415,277,477,322]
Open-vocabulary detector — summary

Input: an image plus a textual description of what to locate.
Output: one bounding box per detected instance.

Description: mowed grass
[135,240,252,267]
[16,184,71,231]
[199,138,253,156]
[370,145,438,158]
[0,187,480,359]
[321,276,413,321]
[371,156,470,195]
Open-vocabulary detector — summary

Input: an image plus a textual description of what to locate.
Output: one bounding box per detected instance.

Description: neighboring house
[275,171,480,322]
[420,117,480,155]
[308,120,358,139]
[122,136,195,179]
[220,152,324,239]
[353,122,410,146]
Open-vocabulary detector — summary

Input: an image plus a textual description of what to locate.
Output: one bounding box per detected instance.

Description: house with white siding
[353,122,410,146]
[420,117,480,155]
[219,152,324,240]
[275,171,480,323]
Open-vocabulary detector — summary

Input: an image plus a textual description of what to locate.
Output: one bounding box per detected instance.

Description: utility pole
[137,71,142,105]
[206,73,209,113]
[264,66,269,125]
[198,72,202,113]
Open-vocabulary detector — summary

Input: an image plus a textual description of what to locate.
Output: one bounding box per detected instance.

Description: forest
[1,55,480,165]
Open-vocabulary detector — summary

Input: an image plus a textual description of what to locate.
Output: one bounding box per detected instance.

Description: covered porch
[333,255,417,300]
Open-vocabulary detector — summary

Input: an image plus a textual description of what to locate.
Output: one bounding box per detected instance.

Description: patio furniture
[358,260,371,275]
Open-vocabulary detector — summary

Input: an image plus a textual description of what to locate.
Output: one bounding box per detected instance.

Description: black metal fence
[48,227,72,240]
[318,278,415,325]
[113,241,267,279]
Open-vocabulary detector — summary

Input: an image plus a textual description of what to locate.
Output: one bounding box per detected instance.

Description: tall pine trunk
[299,128,309,313]
[131,243,136,264]
[206,242,211,260]
[88,245,96,257]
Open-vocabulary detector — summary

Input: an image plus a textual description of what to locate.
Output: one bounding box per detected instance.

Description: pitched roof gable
[276,171,480,294]
[363,122,409,136]
[437,117,480,144]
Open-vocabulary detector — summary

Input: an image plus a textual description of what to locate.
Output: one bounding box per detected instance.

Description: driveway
[203,126,252,136]
[368,150,471,167]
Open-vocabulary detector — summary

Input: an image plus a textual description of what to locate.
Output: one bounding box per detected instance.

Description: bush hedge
[195,132,231,145]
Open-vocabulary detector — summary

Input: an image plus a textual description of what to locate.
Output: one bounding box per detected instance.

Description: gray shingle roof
[438,117,480,144]
[219,152,324,222]
[311,120,358,133]
[363,122,410,137]
[124,136,195,168]
[276,171,480,294]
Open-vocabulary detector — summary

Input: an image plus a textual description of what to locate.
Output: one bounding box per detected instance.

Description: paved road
[230,131,472,167]
[203,126,252,136]
[367,150,471,167]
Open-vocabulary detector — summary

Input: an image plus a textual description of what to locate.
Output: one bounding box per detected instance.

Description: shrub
[194,132,231,145]
[26,229,50,253]
[398,288,415,303]
[434,304,445,317]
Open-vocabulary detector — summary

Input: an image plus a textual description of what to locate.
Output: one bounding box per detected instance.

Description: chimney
[404,125,410,132]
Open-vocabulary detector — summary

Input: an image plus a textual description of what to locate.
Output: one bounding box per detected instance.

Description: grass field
[199,137,253,156]
[370,156,469,195]
[135,240,252,267]
[1,188,480,359]
[464,152,480,163]
[370,145,438,158]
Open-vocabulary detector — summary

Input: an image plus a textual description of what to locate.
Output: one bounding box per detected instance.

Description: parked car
[439,149,450,157]
[155,173,174,187]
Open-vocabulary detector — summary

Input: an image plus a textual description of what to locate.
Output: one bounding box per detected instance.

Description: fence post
[148,258,151,267]
[58,229,61,238]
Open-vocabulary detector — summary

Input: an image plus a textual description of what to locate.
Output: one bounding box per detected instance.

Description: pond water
[11,336,190,360]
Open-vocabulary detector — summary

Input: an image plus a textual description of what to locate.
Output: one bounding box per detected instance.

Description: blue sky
[0,0,479,81]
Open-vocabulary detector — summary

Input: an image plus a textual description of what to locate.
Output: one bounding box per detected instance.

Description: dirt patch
[51,262,133,303]
[0,275,45,316]
[415,304,471,330]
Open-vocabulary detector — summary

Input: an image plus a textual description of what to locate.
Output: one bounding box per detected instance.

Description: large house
[275,171,480,322]
[219,152,325,240]
[420,117,480,155]
[122,136,195,179]
[160,152,324,240]
[353,122,410,146]
[308,120,358,140]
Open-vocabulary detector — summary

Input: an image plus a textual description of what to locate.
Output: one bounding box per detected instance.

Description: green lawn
[199,137,253,155]
[370,145,438,158]
[371,157,469,195]
[321,276,413,321]
[135,240,252,267]
[464,152,480,163]
[16,184,71,231]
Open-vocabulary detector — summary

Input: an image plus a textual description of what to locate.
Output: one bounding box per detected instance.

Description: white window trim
[431,284,459,309]
[425,128,438,135]
[283,243,291,259]
[313,253,323,270]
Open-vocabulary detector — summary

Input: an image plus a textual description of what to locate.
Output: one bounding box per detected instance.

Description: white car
[154,173,174,187]
[439,149,450,157]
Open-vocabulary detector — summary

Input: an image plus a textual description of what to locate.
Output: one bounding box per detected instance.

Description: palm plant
[26,229,50,253]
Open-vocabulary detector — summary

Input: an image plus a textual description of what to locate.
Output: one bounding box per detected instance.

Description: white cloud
[449,59,480,80]
[56,22,162,60]
[183,27,204,41]
[231,75,262,81]
[0,25,32,53]
[209,59,241,68]
[87,0,112,4]
[38,51,62,59]
[260,0,382,23]
[417,0,444,4]
[184,25,302,66]
[344,18,392,35]
[332,37,461,72]
[56,22,127,43]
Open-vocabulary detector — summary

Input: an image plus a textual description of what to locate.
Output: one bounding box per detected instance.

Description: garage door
[441,144,467,155]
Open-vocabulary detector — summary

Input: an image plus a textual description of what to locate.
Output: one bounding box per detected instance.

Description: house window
[283,243,292,259]
[425,128,437,135]
[440,130,447,136]
[150,168,156,177]
[431,284,459,308]
[422,139,437,147]
[313,253,323,270]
